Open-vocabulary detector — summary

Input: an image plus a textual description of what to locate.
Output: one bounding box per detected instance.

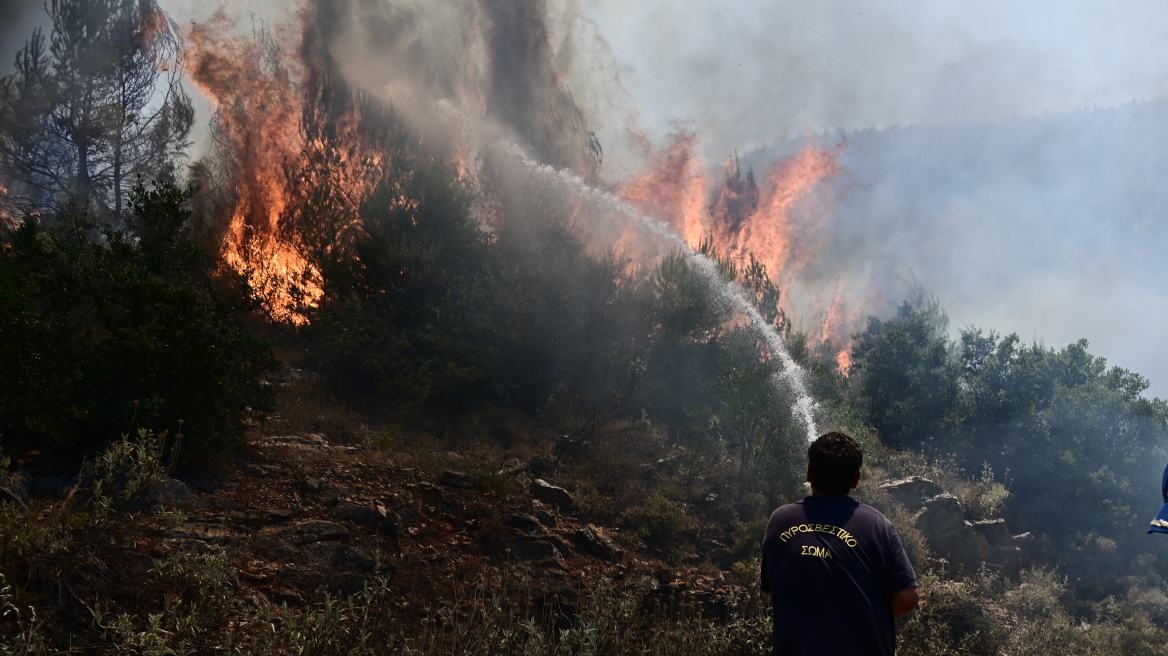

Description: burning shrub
[0,182,275,459]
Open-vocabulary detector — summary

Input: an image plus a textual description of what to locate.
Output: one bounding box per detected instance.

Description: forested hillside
[3,1,1168,654]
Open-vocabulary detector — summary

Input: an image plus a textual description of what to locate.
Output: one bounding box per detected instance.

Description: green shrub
[0,182,275,459]
[619,494,690,551]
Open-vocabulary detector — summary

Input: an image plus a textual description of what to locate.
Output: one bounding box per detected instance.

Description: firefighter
[761,431,919,656]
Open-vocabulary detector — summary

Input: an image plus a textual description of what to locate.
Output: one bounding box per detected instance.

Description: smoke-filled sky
[572,0,1168,398]
[5,0,1168,394]
[583,0,1168,156]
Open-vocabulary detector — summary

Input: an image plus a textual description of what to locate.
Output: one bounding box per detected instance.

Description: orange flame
[616,137,860,364]
[617,133,708,244]
[186,15,383,323]
[723,145,842,284]
[821,280,864,373]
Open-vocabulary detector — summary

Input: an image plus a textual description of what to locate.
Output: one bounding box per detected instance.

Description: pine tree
[0,0,192,222]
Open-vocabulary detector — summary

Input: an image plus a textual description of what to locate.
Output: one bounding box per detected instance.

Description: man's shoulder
[767,499,814,521]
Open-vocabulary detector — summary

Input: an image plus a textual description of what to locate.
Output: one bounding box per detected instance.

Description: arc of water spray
[497,142,821,443]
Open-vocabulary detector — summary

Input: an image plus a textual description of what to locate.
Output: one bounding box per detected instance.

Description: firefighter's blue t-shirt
[761,496,917,656]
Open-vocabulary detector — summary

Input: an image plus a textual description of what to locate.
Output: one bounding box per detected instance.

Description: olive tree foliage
[0,0,193,223]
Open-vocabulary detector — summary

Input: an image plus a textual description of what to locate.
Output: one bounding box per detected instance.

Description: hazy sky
[583,0,1168,155]
[579,1,1168,396]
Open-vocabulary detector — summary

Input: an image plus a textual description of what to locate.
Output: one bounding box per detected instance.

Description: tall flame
[615,137,866,368]
[186,16,383,323]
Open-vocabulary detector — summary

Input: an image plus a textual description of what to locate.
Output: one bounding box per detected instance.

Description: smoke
[748,101,1168,396]
[130,0,1168,395]
[577,0,1168,395]
[0,0,50,76]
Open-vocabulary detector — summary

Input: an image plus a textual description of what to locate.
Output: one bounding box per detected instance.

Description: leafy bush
[0,182,275,459]
[619,494,690,551]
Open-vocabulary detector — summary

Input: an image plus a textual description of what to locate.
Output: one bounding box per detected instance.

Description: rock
[265,434,329,449]
[332,500,376,525]
[183,539,211,553]
[300,541,375,574]
[974,532,997,562]
[269,509,295,523]
[998,545,1023,580]
[300,478,334,494]
[913,493,967,538]
[509,536,568,568]
[532,503,557,528]
[287,520,350,546]
[880,477,945,511]
[972,519,1015,548]
[507,513,543,532]
[573,524,623,563]
[171,522,238,546]
[928,524,982,574]
[240,464,267,477]
[531,479,576,511]
[142,479,198,511]
[440,470,474,489]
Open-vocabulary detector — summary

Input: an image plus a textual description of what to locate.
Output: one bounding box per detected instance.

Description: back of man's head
[808,431,863,496]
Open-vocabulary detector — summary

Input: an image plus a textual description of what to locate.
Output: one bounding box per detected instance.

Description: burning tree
[0,0,193,223]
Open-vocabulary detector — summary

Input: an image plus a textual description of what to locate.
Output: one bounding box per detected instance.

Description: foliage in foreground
[0,182,275,458]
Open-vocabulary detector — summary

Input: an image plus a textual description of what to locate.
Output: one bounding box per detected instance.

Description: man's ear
[850,470,861,490]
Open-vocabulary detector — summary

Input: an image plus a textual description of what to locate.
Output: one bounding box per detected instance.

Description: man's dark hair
[808,431,863,495]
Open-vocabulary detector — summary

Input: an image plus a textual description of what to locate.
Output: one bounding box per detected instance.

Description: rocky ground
[3,419,1039,639]
[63,428,760,626]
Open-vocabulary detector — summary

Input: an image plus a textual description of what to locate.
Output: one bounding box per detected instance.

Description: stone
[573,524,623,563]
[913,493,967,538]
[880,477,945,511]
[300,541,375,574]
[264,434,329,450]
[974,532,997,562]
[287,520,350,546]
[533,505,557,528]
[509,536,568,568]
[530,479,576,511]
[507,513,543,532]
[972,519,1015,548]
[332,500,375,525]
[998,545,1023,580]
[241,464,267,477]
[928,524,982,574]
[300,478,333,494]
[440,470,474,489]
[269,509,295,523]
